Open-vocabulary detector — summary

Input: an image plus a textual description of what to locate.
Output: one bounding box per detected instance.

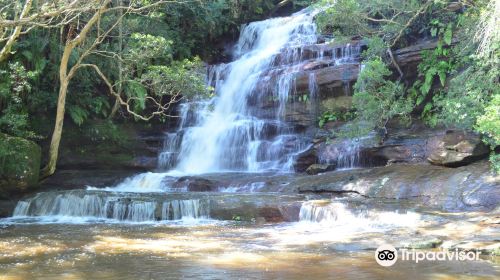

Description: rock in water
[293,148,318,172]
[427,130,489,167]
[173,176,218,192]
[306,164,336,175]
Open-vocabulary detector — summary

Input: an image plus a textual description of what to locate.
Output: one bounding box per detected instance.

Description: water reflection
[0,221,498,279]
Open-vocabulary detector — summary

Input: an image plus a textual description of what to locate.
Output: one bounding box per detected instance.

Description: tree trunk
[109,0,123,120]
[41,80,68,177]
[41,44,72,178]
[41,0,111,178]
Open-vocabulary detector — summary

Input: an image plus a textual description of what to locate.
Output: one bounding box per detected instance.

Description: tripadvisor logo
[375,244,398,267]
[375,244,481,267]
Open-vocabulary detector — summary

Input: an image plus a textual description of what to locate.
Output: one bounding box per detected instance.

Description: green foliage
[476,94,500,148]
[352,58,412,130]
[82,121,130,147]
[298,94,309,102]
[318,111,338,127]
[232,215,242,221]
[315,0,423,47]
[0,62,38,138]
[140,57,207,99]
[0,132,41,186]
[126,33,173,73]
[362,37,386,60]
[433,54,498,130]
[318,110,356,127]
[489,153,500,174]
[407,17,458,126]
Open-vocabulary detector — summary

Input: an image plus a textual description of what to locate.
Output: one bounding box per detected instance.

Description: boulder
[173,176,218,192]
[427,131,489,167]
[364,144,424,164]
[306,163,336,175]
[0,133,41,193]
[258,207,284,222]
[278,202,302,222]
[293,148,318,172]
[295,63,360,91]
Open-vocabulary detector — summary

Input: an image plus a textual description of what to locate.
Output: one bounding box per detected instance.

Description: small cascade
[12,200,31,216]
[318,139,361,169]
[308,72,319,119]
[109,172,167,192]
[299,201,358,224]
[12,191,211,222]
[158,133,181,170]
[161,199,209,220]
[335,140,361,169]
[299,200,421,229]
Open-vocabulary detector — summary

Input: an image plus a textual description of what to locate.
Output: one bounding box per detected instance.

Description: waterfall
[170,9,319,174]
[299,201,357,224]
[107,172,167,192]
[299,200,422,228]
[161,199,209,220]
[148,6,367,175]
[12,191,211,222]
[12,201,31,216]
[55,9,368,197]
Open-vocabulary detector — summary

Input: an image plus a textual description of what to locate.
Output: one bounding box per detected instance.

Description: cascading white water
[173,9,320,174]
[161,199,209,220]
[298,200,421,229]
[13,191,210,222]
[299,200,357,224]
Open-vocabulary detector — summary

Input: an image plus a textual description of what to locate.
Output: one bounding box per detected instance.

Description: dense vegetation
[315,0,499,171]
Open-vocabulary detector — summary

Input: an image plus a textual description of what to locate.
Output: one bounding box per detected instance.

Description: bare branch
[0,0,33,62]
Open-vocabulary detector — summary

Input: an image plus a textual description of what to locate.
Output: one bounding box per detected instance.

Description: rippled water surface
[0,221,498,280]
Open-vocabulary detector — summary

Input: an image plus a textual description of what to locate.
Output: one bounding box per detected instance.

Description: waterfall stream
[157,8,361,174]
[172,9,319,173]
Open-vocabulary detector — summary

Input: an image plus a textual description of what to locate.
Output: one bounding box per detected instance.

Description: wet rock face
[306,164,336,175]
[427,130,489,167]
[55,122,164,171]
[173,177,219,192]
[293,149,318,172]
[294,160,499,211]
[295,127,490,173]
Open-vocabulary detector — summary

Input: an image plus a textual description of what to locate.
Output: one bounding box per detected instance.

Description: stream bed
[0,217,499,279]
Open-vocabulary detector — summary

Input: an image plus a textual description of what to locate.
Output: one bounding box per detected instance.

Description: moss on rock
[0,133,41,193]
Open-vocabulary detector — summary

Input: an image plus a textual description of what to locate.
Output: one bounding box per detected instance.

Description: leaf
[319,119,325,128]
[444,24,453,45]
[438,71,446,86]
[68,106,88,126]
[421,67,436,94]
[430,27,437,37]
[21,50,33,61]
[125,80,147,110]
